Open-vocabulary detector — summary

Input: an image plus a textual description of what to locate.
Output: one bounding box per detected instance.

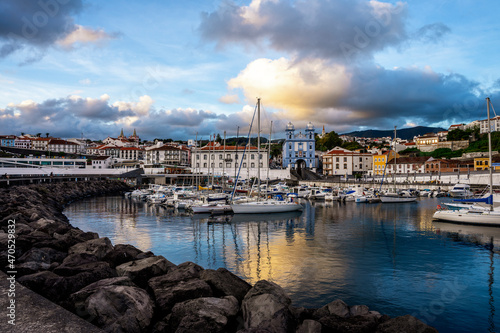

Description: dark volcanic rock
[168,296,240,333]
[150,277,214,314]
[116,255,175,288]
[201,267,252,302]
[68,237,114,260]
[242,280,294,332]
[103,243,143,267]
[375,315,439,333]
[86,285,154,332]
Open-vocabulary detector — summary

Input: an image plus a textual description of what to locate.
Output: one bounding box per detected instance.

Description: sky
[1,0,500,141]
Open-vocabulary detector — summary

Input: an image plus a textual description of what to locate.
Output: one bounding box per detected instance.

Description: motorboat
[433,98,500,226]
[380,190,417,203]
[449,183,473,198]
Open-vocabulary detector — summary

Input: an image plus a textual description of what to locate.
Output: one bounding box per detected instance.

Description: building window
[211,163,214,167]
[211,155,215,159]
[226,163,231,168]
[344,157,347,162]
[203,163,207,167]
[344,164,347,169]
[219,163,222,167]
[336,157,339,162]
[289,144,292,149]
[196,163,199,168]
[203,154,207,160]
[219,154,223,159]
[251,154,255,160]
[336,164,339,169]
[243,163,247,168]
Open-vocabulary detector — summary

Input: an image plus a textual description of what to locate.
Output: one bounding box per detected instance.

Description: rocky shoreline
[0,181,438,332]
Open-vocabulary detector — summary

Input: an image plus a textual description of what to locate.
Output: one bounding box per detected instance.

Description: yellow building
[372,150,399,175]
[474,157,500,171]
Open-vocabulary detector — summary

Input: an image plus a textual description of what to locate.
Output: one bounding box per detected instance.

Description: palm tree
[36,133,41,138]
[45,133,50,138]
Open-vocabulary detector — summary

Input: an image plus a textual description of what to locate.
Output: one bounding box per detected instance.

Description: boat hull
[380,196,417,203]
[433,210,500,226]
[231,201,303,214]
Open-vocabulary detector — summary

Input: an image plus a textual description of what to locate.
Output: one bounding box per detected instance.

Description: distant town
[1,114,500,180]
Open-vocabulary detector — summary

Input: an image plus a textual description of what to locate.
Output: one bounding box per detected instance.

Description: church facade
[282,122,316,170]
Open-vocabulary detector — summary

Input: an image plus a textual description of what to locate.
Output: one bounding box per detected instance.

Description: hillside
[341,126,446,141]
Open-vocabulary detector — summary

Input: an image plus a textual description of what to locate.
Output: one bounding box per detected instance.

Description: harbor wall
[0,181,438,332]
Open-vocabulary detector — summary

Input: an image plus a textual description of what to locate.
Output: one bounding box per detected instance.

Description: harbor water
[64,196,500,333]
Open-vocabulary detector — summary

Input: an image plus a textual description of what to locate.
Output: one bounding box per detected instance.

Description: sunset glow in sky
[1,0,500,140]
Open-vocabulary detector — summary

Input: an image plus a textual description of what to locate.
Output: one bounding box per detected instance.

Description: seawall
[0,181,438,332]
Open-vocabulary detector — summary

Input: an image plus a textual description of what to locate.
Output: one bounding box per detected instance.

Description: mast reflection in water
[64,196,500,333]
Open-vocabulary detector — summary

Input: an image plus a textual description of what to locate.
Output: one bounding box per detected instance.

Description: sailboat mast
[223,130,226,190]
[257,98,261,201]
[267,121,272,190]
[487,97,493,210]
[394,126,397,185]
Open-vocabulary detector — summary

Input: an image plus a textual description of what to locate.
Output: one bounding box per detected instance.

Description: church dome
[286,122,295,131]
[306,122,314,131]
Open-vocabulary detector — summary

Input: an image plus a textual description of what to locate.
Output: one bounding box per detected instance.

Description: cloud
[0,94,230,140]
[0,0,115,61]
[413,23,451,43]
[199,0,408,62]
[219,94,240,104]
[225,57,489,132]
[57,25,119,49]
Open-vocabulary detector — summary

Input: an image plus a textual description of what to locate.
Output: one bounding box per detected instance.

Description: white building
[47,139,78,154]
[146,145,189,167]
[14,136,32,149]
[191,142,269,179]
[322,147,373,176]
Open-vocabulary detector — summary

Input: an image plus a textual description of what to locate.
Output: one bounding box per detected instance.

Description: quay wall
[0,181,438,332]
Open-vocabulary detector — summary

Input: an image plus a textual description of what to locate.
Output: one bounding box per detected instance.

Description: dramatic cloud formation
[0,95,229,140]
[0,0,115,60]
[200,0,408,62]
[199,0,480,133]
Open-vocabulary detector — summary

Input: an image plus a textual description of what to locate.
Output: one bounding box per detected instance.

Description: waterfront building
[191,142,270,179]
[282,122,316,170]
[146,145,190,167]
[424,158,474,173]
[90,156,113,169]
[0,157,86,168]
[31,138,51,150]
[14,136,33,149]
[474,155,500,171]
[372,150,398,175]
[477,116,500,134]
[47,139,78,154]
[322,147,372,176]
[0,135,16,147]
[385,156,429,174]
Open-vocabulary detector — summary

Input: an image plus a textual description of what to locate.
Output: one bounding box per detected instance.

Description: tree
[316,131,342,151]
[36,133,41,138]
[215,133,222,143]
[46,133,50,138]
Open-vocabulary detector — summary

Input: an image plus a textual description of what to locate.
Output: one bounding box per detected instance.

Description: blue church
[282,122,316,170]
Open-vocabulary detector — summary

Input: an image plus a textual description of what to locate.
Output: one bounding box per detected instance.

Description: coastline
[0,181,438,332]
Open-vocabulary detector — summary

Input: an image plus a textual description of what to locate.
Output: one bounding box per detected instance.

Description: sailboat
[380,126,417,203]
[230,98,303,214]
[433,97,500,226]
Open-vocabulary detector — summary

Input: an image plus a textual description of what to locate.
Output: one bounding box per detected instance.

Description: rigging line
[230,102,259,201]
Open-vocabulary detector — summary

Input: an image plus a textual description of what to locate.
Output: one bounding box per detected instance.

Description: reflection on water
[64,196,500,333]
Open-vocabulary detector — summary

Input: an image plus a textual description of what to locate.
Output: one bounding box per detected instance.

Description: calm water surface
[64,196,500,333]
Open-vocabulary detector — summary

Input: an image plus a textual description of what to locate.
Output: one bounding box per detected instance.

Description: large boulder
[241,280,294,332]
[18,271,69,303]
[103,243,144,267]
[116,255,175,288]
[375,315,438,333]
[201,267,252,302]
[68,237,114,260]
[150,278,213,314]
[168,296,240,333]
[85,285,154,333]
[296,319,322,333]
[29,217,71,236]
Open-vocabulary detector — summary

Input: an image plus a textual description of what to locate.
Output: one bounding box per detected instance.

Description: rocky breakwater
[0,181,438,333]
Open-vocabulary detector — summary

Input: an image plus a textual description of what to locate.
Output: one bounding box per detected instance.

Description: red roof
[120,147,142,151]
[199,145,257,151]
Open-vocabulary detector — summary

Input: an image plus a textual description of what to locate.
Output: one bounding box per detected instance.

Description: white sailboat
[231,98,303,214]
[380,126,417,203]
[433,97,500,226]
